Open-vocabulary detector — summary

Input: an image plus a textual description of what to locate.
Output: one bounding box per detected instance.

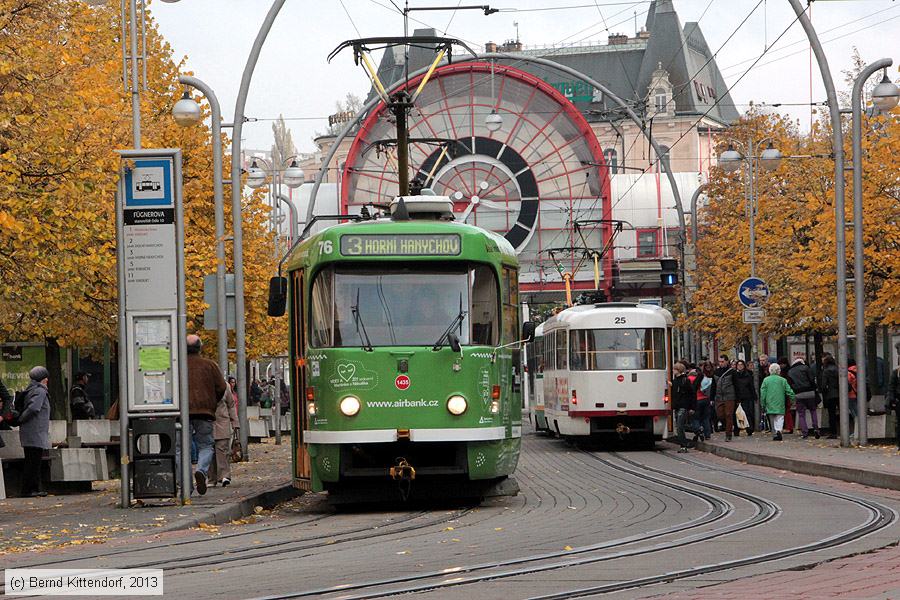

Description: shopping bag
[230,433,244,463]
[735,404,749,430]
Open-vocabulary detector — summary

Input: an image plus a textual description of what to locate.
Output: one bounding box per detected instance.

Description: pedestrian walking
[210,377,240,487]
[714,361,737,441]
[887,359,900,450]
[788,357,820,439]
[714,355,731,432]
[692,362,715,441]
[777,357,794,433]
[19,366,52,497]
[847,358,861,435]
[760,363,795,441]
[69,372,95,420]
[733,360,756,437]
[821,353,840,438]
[671,362,696,452]
[179,334,227,496]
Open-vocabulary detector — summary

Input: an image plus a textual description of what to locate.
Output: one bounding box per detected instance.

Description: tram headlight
[339,395,361,417]
[306,401,317,416]
[447,395,467,415]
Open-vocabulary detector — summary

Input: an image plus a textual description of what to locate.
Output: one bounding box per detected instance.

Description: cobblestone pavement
[0,440,293,555]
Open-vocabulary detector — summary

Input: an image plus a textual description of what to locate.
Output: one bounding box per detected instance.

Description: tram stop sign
[738,277,770,308]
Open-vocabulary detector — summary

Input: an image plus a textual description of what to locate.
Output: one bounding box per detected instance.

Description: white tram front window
[569,329,666,371]
[310,265,499,348]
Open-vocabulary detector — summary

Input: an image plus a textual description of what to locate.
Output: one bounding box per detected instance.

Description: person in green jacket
[760,363,795,441]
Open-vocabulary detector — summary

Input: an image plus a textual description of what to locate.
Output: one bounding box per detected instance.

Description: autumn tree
[0,0,285,405]
[689,82,899,349]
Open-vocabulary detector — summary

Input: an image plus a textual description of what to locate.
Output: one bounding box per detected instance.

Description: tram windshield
[569,328,666,371]
[310,264,499,348]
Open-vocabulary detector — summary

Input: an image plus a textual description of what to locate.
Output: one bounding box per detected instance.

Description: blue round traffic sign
[738,277,770,308]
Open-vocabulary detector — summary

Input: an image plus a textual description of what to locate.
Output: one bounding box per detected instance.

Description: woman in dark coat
[19,366,52,497]
[821,354,840,438]
[733,360,756,436]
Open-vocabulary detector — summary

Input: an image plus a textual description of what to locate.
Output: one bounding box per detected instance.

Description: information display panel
[340,233,461,257]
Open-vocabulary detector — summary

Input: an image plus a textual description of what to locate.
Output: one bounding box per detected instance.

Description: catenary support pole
[116,181,130,509]
[851,58,893,446]
[788,0,851,447]
[230,0,286,458]
[179,76,228,378]
[128,0,141,148]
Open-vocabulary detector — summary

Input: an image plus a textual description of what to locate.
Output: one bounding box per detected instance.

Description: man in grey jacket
[19,366,51,497]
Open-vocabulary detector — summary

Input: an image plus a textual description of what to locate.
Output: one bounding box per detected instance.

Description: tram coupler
[390,458,416,481]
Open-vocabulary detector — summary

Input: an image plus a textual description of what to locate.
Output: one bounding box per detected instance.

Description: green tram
[277,196,528,500]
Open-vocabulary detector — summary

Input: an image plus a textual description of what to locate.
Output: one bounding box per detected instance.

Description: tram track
[523,450,897,599]
[251,445,896,600]
[248,447,772,600]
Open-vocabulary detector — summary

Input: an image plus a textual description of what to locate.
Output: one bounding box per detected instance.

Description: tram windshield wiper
[351,288,374,352]
[432,294,466,352]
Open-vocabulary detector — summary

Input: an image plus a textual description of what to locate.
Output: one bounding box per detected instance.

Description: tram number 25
[614,317,627,324]
[317,240,333,255]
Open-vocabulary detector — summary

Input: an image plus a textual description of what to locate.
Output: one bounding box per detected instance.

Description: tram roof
[542,303,674,330]
[285,218,518,272]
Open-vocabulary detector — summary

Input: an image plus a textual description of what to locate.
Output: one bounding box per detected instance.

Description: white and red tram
[541,303,673,445]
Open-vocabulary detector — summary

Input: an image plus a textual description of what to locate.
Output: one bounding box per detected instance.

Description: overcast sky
[151,0,899,154]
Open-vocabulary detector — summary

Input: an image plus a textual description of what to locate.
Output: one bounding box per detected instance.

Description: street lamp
[717,137,782,428]
[173,76,229,380]
[485,110,503,132]
[872,72,900,112]
[282,160,305,189]
[849,60,898,446]
[172,91,202,126]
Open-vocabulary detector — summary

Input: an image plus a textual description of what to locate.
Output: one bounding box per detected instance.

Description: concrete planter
[49,447,109,482]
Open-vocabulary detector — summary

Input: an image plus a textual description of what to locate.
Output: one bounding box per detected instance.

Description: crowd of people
[670,351,900,453]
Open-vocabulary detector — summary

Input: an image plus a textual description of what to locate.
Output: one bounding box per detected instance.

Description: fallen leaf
[564,545,573,551]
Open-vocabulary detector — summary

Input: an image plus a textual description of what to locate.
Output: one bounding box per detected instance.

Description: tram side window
[471,265,499,345]
[501,267,518,344]
[555,329,568,370]
[309,268,333,347]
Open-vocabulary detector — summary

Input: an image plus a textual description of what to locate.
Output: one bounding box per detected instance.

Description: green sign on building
[549,80,595,103]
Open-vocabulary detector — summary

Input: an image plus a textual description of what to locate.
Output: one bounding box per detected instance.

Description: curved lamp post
[787,0,853,447]
[244,155,302,447]
[850,60,898,445]
[173,77,229,380]
[229,0,286,456]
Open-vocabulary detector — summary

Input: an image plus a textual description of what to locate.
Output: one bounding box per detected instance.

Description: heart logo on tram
[338,363,357,382]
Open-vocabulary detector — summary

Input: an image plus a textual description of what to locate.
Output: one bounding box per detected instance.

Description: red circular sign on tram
[616,375,625,383]
[395,375,411,390]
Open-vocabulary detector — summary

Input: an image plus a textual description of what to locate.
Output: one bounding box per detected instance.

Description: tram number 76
[317,240,334,255]
[614,316,626,324]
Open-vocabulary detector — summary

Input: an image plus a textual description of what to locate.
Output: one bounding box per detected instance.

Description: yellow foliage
[0,0,285,357]
[689,107,900,344]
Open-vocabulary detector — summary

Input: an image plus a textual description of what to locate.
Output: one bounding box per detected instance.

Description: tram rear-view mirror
[522,321,536,344]
[267,276,287,317]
